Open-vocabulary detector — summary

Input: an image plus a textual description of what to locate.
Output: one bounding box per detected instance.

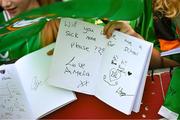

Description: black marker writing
[124,46,138,56]
[124,39,132,46]
[120,60,127,66]
[111,55,118,65]
[66,57,76,67]
[71,42,90,52]
[116,87,134,97]
[118,65,126,74]
[66,57,85,69]
[65,31,78,38]
[83,26,94,33]
[0,69,5,74]
[1,77,11,81]
[108,41,115,47]
[109,68,121,81]
[112,34,116,40]
[64,21,77,28]
[103,75,118,86]
[77,80,89,88]
[94,46,105,56]
[31,76,42,91]
[64,67,90,77]
[65,57,90,77]
[86,36,96,41]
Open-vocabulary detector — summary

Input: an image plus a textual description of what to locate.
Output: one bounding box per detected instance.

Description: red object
[43,72,171,119]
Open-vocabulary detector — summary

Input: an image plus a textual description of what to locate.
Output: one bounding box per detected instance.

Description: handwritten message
[49,18,153,114]
[31,76,44,91]
[102,54,134,97]
[63,20,105,56]
[49,18,152,98]
[64,57,90,88]
[0,68,31,119]
[53,19,107,91]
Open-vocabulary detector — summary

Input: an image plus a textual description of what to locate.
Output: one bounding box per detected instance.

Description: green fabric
[0,0,144,65]
[163,67,180,119]
[130,0,159,50]
[0,0,144,35]
[1,0,143,25]
[0,12,5,25]
[0,12,45,64]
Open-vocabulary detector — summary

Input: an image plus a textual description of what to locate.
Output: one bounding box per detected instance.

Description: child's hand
[103,21,144,39]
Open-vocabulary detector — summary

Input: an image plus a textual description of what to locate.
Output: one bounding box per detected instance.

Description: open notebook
[0,44,76,119]
[48,18,153,115]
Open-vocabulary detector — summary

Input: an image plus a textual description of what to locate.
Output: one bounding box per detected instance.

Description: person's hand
[103,21,144,39]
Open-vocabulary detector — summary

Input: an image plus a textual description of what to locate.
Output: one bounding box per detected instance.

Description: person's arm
[150,48,180,69]
[41,19,60,46]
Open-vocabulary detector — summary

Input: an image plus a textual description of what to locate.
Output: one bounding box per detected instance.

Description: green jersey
[0,11,42,64]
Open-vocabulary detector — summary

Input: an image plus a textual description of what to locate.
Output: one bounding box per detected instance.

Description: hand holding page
[48,18,153,115]
[0,44,76,119]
